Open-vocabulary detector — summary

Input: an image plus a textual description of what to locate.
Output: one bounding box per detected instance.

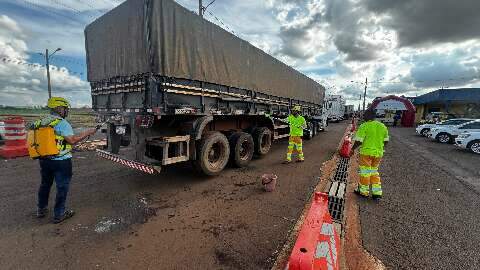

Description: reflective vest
[30,116,72,157]
[287,115,306,137]
[354,120,389,157]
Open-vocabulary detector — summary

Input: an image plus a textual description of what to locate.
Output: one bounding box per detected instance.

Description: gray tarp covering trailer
[85,0,327,175]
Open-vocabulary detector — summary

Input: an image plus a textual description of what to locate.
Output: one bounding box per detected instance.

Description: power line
[204,10,239,37]
[20,0,87,25]
[0,57,85,76]
[350,75,480,85]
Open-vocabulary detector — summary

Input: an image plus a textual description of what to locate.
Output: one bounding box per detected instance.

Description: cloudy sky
[0,0,479,107]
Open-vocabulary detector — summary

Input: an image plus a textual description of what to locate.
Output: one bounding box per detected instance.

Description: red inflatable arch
[368,95,416,127]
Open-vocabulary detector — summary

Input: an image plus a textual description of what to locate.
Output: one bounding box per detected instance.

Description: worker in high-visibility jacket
[352,109,389,199]
[35,97,96,223]
[283,105,307,163]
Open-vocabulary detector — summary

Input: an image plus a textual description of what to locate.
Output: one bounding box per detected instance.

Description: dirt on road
[0,122,347,270]
[358,128,480,270]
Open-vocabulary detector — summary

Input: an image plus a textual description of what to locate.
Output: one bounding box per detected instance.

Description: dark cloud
[364,0,480,46]
[277,12,323,59]
[273,0,383,62]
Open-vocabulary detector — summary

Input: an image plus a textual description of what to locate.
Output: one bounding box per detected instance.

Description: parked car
[416,118,474,137]
[428,119,480,143]
[0,121,5,140]
[419,112,457,124]
[455,132,480,154]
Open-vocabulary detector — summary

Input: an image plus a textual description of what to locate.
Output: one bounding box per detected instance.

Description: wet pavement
[0,122,347,270]
[358,127,480,270]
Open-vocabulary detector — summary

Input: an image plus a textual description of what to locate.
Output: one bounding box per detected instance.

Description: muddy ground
[0,122,347,270]
[358,128,480,270]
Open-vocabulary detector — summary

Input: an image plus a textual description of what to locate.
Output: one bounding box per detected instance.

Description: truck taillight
[135,115,154,128]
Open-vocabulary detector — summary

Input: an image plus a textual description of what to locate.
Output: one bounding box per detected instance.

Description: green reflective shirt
[354,120,389,157]
[287,115,306,137]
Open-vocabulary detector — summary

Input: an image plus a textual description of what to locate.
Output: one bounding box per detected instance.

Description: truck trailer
[85,0,327,175]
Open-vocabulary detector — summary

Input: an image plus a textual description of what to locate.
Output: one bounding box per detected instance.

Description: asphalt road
[0,122,347,270]
[359,127,480,270]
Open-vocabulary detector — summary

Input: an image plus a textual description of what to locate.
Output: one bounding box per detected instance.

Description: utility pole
[199,0,203,17]
[362,77,367,112]
[358,94,362,112]
[40,48,61,99]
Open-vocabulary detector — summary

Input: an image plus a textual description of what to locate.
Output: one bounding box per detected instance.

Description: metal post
[46,49,52,99]
[199,0,203,17]
[362,77,367,112]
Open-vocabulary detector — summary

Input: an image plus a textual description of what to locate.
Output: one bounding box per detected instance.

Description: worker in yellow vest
[283,105,307,164]
[352,109,389,199]
[34,97,96,223]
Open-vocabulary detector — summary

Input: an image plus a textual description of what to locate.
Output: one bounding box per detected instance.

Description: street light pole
[41,48,61,99]
[363,77,367,112]
[199,0,203,17]
[45,49,52,99]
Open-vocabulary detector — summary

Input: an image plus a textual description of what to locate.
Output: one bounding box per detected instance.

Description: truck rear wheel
[304,122,314,140]
[229,132,254,167]
[195,132,230,176]
[253,127,272,156]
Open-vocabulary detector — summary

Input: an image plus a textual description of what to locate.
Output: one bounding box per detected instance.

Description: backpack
[27,116,64,159]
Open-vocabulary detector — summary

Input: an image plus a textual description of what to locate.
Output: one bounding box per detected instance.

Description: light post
[39,48,62,98]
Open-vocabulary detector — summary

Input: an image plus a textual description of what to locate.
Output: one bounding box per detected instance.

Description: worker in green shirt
[283,105,307,164]
[352,109,389,199]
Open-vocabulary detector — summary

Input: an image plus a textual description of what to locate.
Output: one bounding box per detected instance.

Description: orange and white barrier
[0,117,29,159]
[286,192,341,270]
[339,135,353,158]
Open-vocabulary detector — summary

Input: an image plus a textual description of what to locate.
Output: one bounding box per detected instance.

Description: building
[413,88,480,122]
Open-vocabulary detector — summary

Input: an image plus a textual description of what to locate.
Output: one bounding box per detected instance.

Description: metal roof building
[413,88,480,122]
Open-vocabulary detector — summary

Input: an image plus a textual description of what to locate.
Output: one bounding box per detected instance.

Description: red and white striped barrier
[96,149,159,174]
[0,117,29,159]
[286,192,341,270]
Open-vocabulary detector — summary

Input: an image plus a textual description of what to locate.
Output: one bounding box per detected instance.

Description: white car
[416,118,474,137]
[0,121,5,140]
[428,120,480,143]
[455,132,480,154]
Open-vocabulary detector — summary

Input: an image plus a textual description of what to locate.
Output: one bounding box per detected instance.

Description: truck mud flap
[96,149,161,174]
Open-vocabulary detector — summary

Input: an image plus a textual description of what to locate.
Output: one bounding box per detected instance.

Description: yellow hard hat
[292,105,301,111]
[47,97,70,109]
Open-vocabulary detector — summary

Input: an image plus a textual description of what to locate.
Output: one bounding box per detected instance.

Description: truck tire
[229,132,254,167]
[253,127,272,156]
[304,122,314,140]
[195,132,230,176]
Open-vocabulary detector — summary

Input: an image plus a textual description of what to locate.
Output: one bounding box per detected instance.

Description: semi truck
[85,0,327,176]
[326,95,345,122]
[344,105,354,119]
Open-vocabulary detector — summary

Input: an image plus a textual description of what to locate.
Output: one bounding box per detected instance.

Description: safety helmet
[292,105,301,112]
[47,97,70,109]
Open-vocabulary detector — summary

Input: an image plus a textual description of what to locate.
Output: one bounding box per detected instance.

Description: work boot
[282,160,292,164]
[53,210,75,224]
[36,208,48,218]
[353,188,369,198]
[371,194,382,200]
[296,159,305,163]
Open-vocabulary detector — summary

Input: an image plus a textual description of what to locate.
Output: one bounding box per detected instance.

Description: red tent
[369,95,416,127]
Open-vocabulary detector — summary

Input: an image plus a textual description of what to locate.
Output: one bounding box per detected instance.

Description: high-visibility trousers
[286,136,304,161]
[358,154,382,196]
